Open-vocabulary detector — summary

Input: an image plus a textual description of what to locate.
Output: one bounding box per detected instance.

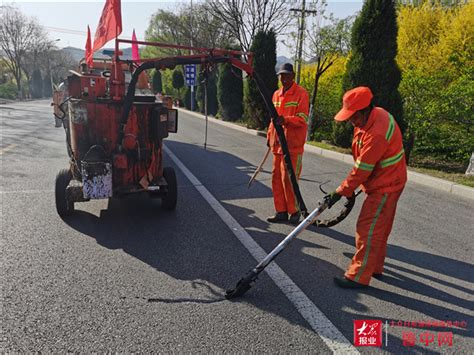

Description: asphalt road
[1,100,472,353]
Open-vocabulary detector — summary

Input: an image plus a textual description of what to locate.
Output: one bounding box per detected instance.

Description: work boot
[267,212,288,223]
[333,276,368,289]
[289,212,300,225]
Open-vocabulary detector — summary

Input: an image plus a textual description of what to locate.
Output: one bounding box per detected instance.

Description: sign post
[184,64,196,111]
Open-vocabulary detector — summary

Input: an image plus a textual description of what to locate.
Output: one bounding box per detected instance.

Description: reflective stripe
[355,193,388,282]
[273,101,281,107]
[385,114,395,141]
[296,112,308,120]
[380,148,405,168]
[354,159,374,172]
[284,101,298,107]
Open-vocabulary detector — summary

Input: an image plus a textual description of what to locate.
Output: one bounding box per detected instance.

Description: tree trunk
[306,68,321,141]
[404,130,415,166]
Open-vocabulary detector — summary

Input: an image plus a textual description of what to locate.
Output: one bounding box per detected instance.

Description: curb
[177,108,474,200]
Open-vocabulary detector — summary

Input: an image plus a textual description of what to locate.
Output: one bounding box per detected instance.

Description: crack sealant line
[164,145,359,354]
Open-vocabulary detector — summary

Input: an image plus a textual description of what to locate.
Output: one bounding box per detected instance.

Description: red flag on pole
[92,0,122,54]
[131,29,140,62]
[85,25,93,67]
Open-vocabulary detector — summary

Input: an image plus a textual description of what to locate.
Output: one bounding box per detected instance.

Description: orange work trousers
[345,189,404,285]
[271,153,303,215]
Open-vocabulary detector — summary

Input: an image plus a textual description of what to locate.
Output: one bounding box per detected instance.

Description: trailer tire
[162,167,177,210]
[55,168,74,217]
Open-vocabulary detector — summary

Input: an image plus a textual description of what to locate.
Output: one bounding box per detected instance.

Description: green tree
[184,85,196,110]
[0,5,47,98]
[172,69,184,97]
[31,69,42,98]
[196,68,218,116]
[152,69,162,94]
[397,1,473,167]
[339,0,405,147]
[143,5,230,59]
[0,82,17,99]
[217,58,243,121]
[305,16,352,140]
[244,29,278,129]
[299,59,347,143]
[143,10,187,58]
[400,68,473,167]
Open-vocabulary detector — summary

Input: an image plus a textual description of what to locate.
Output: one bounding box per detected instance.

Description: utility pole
[190,0,195,112]
[290,0,317,84]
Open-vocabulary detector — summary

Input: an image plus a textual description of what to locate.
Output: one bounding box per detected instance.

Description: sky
[9,0,363,58]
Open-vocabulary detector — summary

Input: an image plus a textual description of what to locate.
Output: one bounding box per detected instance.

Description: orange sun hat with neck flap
[334,86,373,121]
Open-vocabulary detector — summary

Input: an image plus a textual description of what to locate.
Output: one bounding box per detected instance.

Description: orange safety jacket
[267,82,309,155]
[337,107,407,197]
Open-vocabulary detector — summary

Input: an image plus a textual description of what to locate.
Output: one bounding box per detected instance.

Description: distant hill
[277,56,292,66]
[61,46,134,63]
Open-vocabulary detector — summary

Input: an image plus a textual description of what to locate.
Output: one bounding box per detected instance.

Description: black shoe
[372,273,383,279]
[267,212,288,223]
[333,276,368,289]
[289,212,300,225]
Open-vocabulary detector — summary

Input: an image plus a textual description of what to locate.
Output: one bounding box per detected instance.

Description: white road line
[164,145,358,354]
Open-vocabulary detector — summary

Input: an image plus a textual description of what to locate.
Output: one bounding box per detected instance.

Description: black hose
[313,194,356,227]
[118,57,231,150]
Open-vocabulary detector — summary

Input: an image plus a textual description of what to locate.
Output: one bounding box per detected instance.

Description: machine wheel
[55,168,74,217]
[161,167,177,210]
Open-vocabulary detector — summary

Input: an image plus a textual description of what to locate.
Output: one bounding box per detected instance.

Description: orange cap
[334,86,373,121]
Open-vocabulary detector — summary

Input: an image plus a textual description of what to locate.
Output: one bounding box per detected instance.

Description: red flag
[131,29,140,62]
[92,0,122,54]
[85,25,93,67]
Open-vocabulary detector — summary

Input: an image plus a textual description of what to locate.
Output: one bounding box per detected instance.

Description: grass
[409,166,474,187]
[307,140,352,154]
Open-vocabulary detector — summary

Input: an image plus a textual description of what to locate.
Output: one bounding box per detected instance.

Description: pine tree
[152,69,163,94]
[335,0,406,147]
[196,68,218,116]
[244,29,278,130]
[217,58,243,121]
[172,69,184,98]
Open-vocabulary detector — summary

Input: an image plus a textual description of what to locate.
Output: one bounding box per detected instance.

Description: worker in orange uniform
[324,86,407,288]
[267,63,309,225]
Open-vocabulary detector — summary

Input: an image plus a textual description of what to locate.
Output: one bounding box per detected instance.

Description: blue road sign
[184,64,196,86]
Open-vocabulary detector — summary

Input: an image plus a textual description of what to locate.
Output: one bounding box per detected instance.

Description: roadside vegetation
[1,1,472,184]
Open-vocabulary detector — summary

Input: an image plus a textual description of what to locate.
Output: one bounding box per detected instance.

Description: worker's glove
[324,191,342,209]
[274,115,285,126]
